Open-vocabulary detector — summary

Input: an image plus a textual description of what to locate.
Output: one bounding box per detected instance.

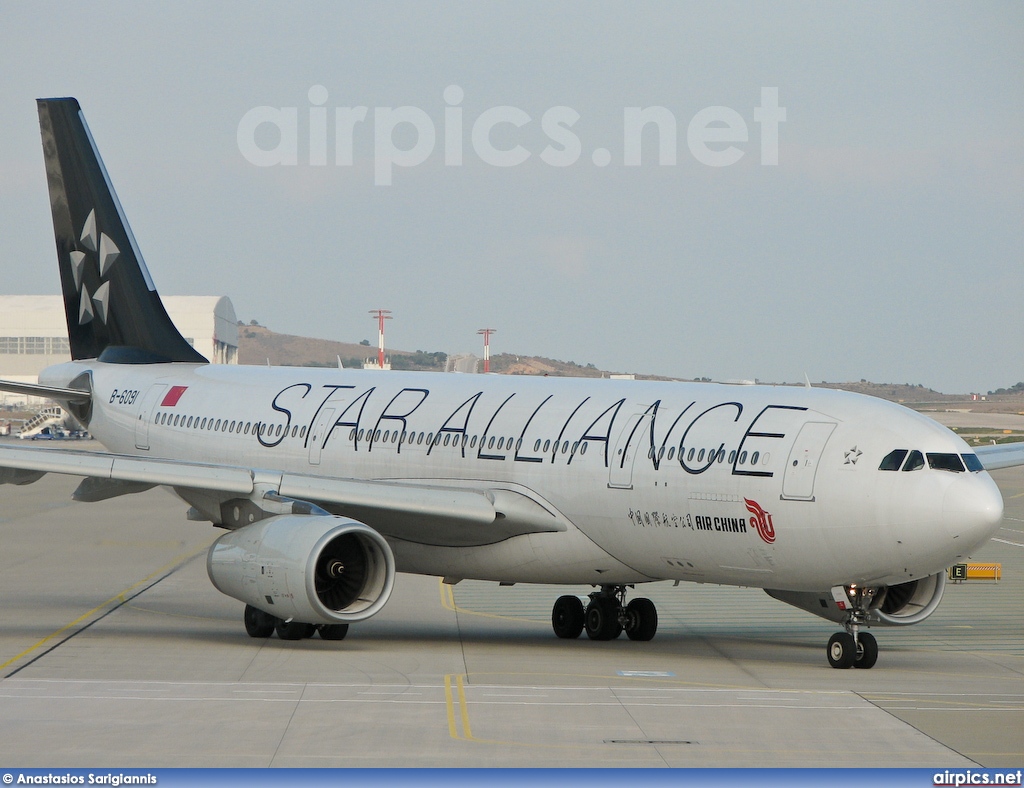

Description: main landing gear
[243,604,349,641]
[551,585,658,642]
[826,586,879,669]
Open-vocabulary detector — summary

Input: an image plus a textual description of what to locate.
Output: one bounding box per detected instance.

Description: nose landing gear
[550,585,659,642]
[827,585,879,669]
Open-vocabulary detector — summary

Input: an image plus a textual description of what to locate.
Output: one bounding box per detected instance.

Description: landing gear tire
[318,624,350,641]
[624,598,658,641]
[552,595,585,639]
[854,632,878,669]
[585,598,622,641]
[827,632,857,669]
[276,620,316,640]
[243,605,277,638]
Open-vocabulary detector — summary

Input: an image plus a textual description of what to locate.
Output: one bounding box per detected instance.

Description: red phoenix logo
[744,498,776,544]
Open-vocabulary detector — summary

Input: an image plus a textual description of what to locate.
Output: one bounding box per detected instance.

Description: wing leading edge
[974,441,1024,471]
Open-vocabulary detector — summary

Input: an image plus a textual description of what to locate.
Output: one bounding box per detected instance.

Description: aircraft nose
[943,475,1003,553]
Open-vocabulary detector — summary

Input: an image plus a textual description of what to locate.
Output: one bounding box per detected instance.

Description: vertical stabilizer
[37,98,207,364]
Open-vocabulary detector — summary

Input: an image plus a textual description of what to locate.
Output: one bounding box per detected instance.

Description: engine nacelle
[873,572,946,625]
[765,571,946,627]
[207,514,395,625]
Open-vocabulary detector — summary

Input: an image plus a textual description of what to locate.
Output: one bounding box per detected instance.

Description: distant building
[0,295,238,406]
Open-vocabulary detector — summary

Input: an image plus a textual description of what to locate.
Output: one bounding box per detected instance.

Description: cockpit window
[879,449,908,471]
[927,453,966,473]
[902,450,925,472]
[962,453,985,472]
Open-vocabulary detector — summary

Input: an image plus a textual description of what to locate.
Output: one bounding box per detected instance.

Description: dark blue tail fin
[37,98,207,364]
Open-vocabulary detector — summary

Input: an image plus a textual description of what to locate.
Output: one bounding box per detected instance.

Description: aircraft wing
[974,441,1024,471]
[0,444,566,547]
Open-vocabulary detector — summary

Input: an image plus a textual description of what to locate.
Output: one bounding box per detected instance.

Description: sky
[0,2,1021,393]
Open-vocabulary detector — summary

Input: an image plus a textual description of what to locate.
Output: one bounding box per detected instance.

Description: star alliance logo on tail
[70,208,119,325]
[744,498,776,544]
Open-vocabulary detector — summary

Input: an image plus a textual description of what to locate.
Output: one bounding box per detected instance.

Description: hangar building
[0,295,238,406]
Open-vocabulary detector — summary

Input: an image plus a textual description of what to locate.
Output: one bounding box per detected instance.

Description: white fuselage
[42,360,1004,593]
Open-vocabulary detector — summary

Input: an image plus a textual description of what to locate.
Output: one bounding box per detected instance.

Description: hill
[235,323,1024,413]
[237,324,446,371]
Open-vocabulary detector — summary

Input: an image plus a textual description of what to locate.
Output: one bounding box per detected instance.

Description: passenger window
[543,440,551,453]
[668,447,676,461]
[927,453,965,473]
[902,450,925,471]
[879,449,908,471]
[739,451,747,464]
[962,453,984,472]
[470,435,477,448]
[751,451,760,464]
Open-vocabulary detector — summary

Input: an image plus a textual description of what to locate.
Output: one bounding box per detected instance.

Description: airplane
[2,97,1022,668]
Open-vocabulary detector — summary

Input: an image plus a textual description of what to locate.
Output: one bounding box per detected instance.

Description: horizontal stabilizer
[0,378,91,404]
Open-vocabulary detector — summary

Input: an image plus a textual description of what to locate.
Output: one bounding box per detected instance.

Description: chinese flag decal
[161,385,188,407]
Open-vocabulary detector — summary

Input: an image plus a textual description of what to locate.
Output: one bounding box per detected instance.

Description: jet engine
[872,572,946,625]
[765,571,947,626]
[207,514,395,625]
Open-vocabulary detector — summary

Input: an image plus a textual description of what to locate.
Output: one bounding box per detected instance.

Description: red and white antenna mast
[477,328,496,374]
[369,309,392,369]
